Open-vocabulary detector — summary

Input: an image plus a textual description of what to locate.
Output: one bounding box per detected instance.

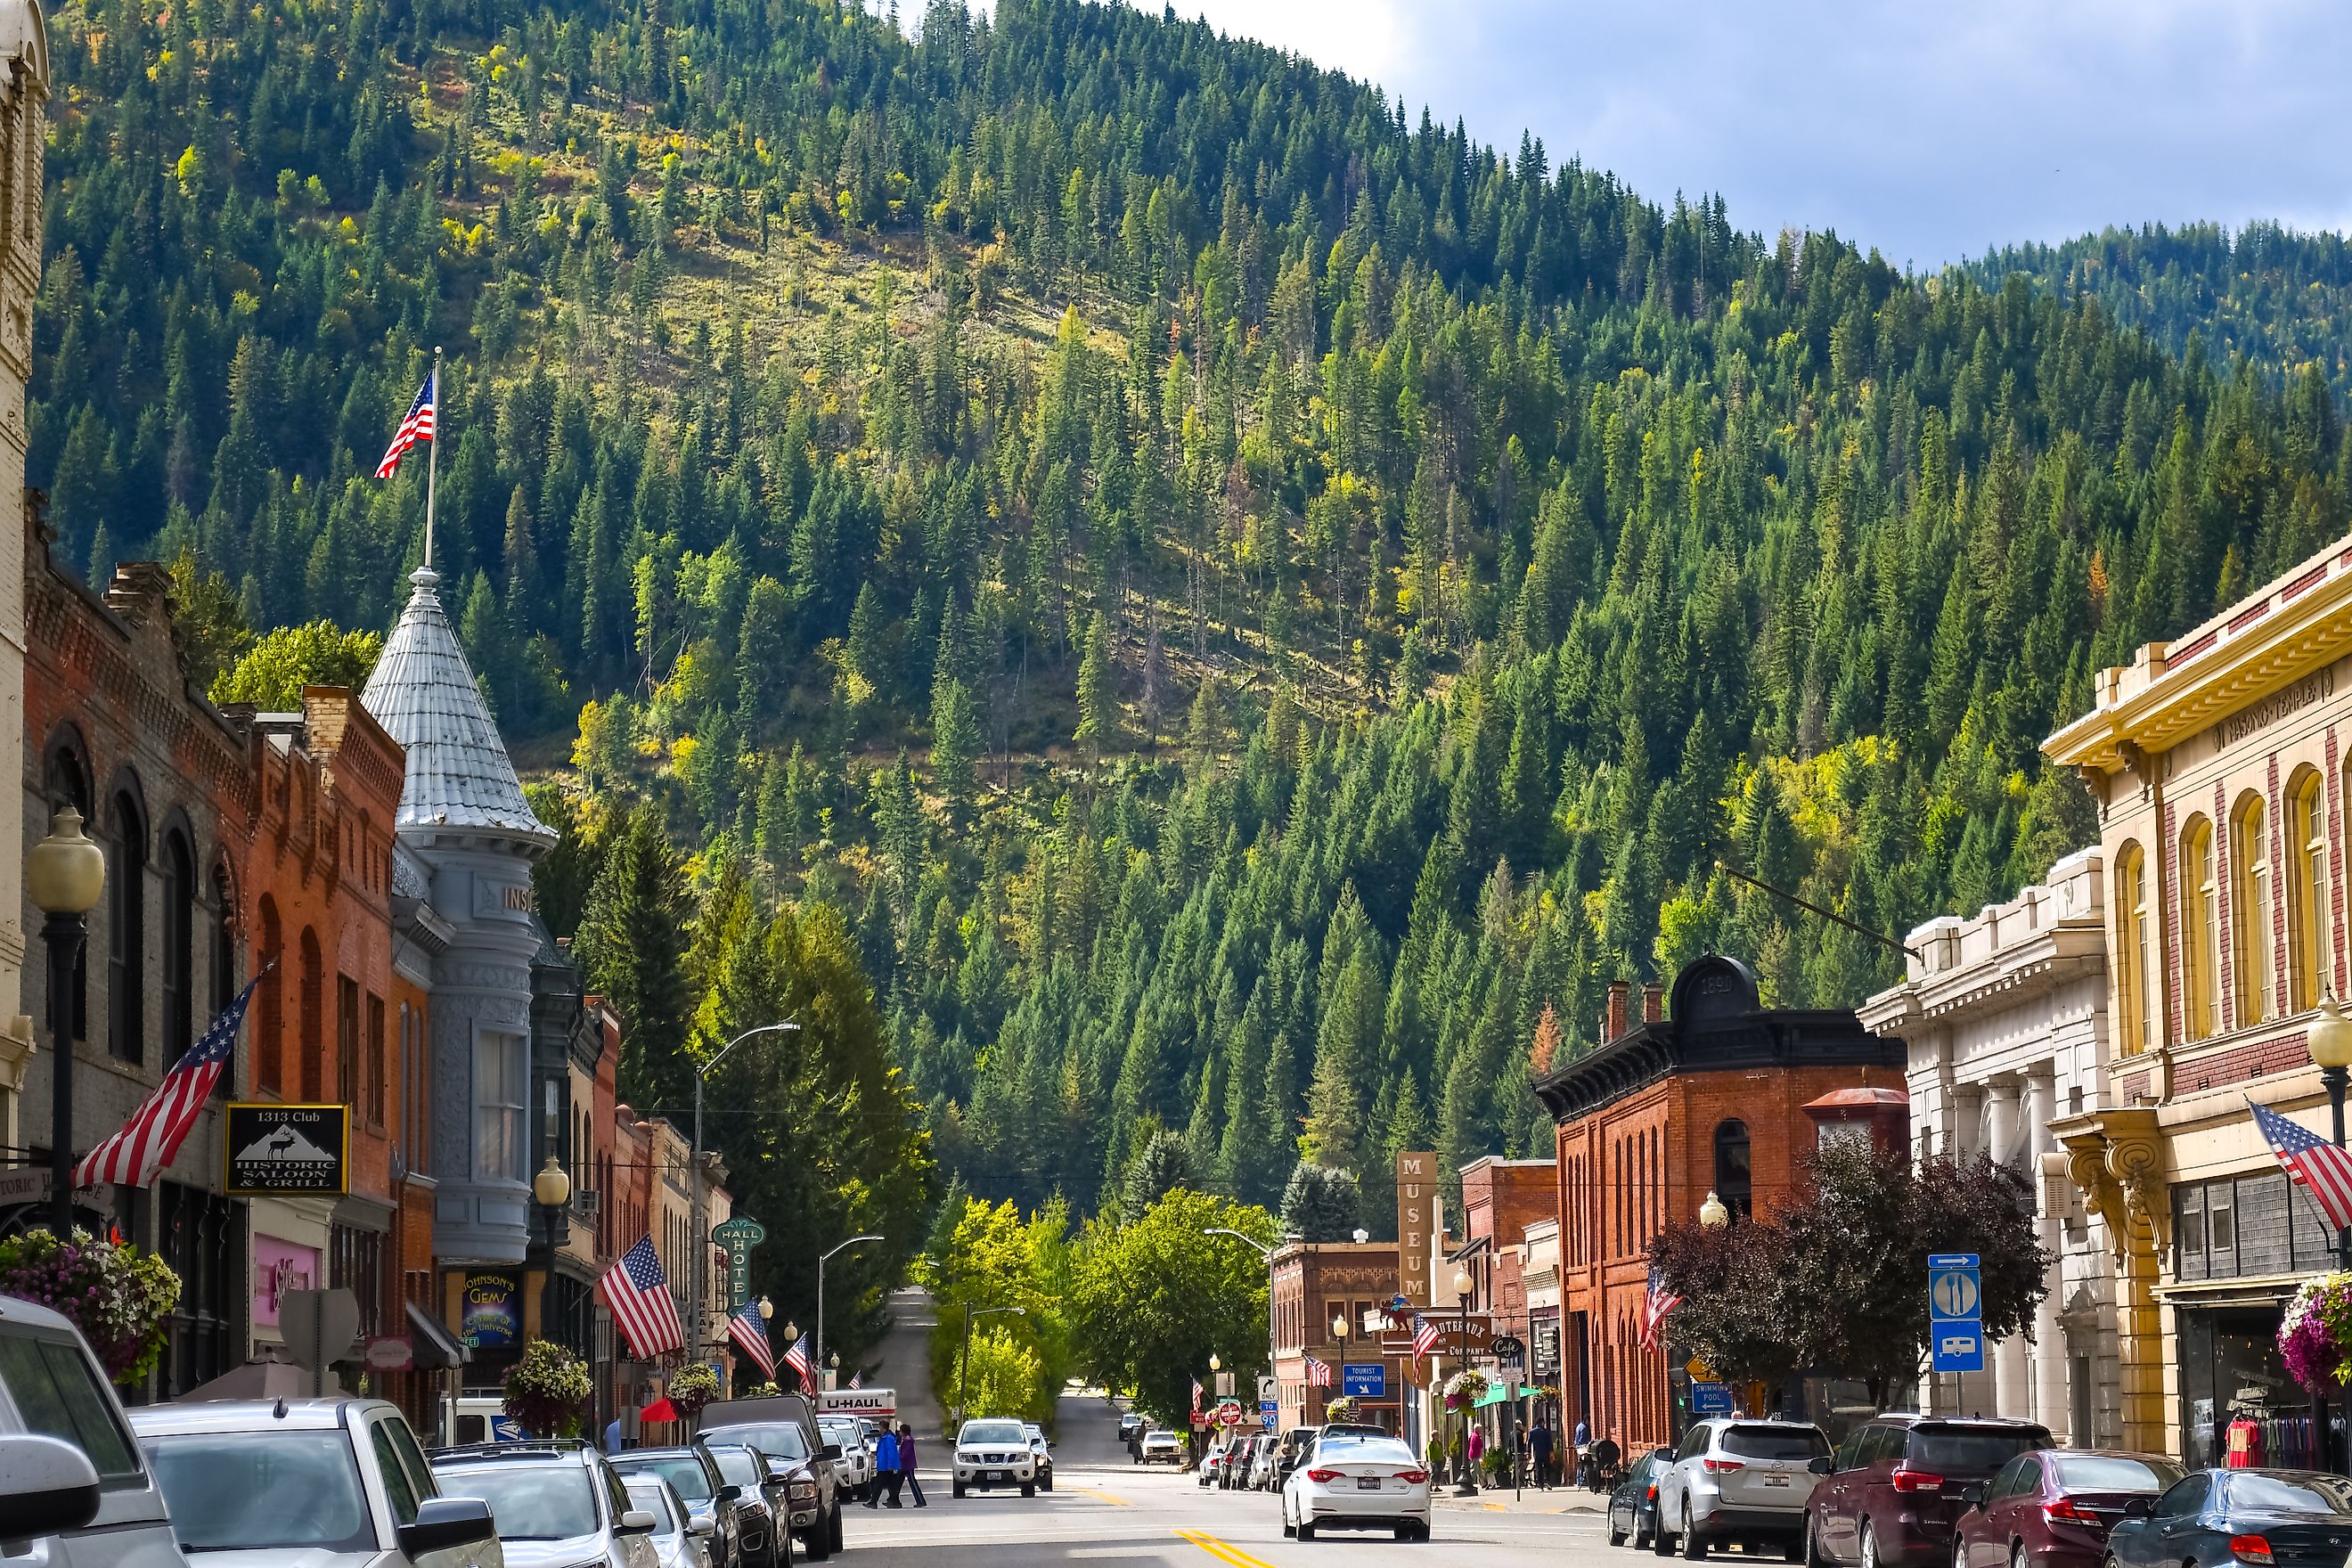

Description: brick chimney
[1604,981,1631,1041]
[1642,982,1664,1023]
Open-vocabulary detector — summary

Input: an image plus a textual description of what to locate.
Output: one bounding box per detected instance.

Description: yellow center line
[1074,1486,1133,1507]
[1175,1527,1283,1568]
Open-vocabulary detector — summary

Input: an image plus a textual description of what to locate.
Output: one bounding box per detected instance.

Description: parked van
[0,1295,187,1568]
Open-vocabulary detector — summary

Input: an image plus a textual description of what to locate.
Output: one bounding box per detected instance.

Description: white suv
[951,1418,1035,1499]
[0,1296,187,1568]
[1654,1417,1830,1559]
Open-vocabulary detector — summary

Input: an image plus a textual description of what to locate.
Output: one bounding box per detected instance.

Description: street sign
[280,1287,363,1400]
[1928,1251,1984,1374]
[1691,1381,1734,1416]
[1686,1358,1714,1381]
[1258,1375,1277,1402]
[1260,1398,1279,1431]
[1216,1400,1245,1428]
[1342,1363,1386,1399]
[1491,1335,1526,1365]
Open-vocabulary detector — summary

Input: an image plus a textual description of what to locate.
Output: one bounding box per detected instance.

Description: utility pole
[816,1233,882,1383]
[688,1022,797,1369]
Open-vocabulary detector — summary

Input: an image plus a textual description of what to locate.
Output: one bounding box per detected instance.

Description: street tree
[1069,1189,1273,1427]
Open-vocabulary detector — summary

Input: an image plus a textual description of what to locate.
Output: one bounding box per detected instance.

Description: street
[844,1392,1613,1566]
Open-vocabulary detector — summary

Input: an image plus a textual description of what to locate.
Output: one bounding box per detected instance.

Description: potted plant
[0,1227,179,1386]
[503,1341,592,1437]
[1441,1368,1489,1409]
[1321,1395,1359,1423]
[2281,1273,2352,1389]
[668,1362,720,1418]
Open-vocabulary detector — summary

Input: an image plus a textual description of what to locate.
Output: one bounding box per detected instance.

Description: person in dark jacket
[870,1427,902,1507]
[1530,1418,1554,1489]
[897,1423,926,1507]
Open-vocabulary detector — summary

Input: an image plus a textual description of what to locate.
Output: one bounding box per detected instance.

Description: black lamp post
[28,807,105,1237]
[534,1153,572,1345]
[2309,995,2352,1471]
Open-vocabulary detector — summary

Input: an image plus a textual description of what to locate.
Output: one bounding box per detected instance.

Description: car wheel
[1043,1471,1054,1493]
[827,1507,843,1556]
[1860,1521,1881,1568]
[1021,1481,1035,1499]
[801,1523,829,1564]
[1637,1517,1654,1553]
[1656,1511,1678,1556]
[1396,1525,1417,1541]
[1613,1516,1631,1549]
[2010,1545,2027,1568]
[951,1481,966,1499]
[1297,1518,1317,1541]
[1685,1507,1708,1561]
[1805,1515,1826,1568]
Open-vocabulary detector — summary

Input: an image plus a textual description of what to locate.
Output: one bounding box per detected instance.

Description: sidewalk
[1430,1482,1605,1515]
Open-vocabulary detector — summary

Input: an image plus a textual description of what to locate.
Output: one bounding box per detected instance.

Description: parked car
[1279,1430,1432,1542]
[133,1397,497,1568]
[1805,1417,2054,1568]
[1611,1447,1679,1549]
[0,1299,192,1568]
[1118,1412,1145,1447]
[1140,1429,1183,1466]
[1656,1417,1832,1560]
[1197,1436,1230,1488]
[1242,1434,1279,1490]
[429,1440,663,1568]
[700,1446,792,1568]
[608,1443,746,1568]
[623,1476,713,1568]
[953,1417,1037,1498]
[1270,1426,1317,1490]
[698,1415,842,1561]
[1022,1424,1055,1492]
[1953,1450,2181,1568]
[2103,1469,2352,1568]
[815,1419,871,1501]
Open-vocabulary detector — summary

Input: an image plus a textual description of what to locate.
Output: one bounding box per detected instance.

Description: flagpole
[423,346,443,570]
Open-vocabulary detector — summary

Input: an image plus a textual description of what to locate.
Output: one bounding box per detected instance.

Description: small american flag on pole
[781,1331,813,1391]
[1303,1356,1334,1387]
[601,1237,685,1360]
[1638,1265,1683,1352]
[726,1305,775,1380]
[2252,1097,2352,1233]
[73,978,255,1190]
[848,1370,862,1389]
[375,371,437,478]
[1409,1312,1441,1368]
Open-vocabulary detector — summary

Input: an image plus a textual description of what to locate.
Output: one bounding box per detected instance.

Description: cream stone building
[2046,534,2352,1466]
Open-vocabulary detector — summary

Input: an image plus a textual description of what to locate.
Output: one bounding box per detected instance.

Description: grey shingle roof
[361,568,554,845]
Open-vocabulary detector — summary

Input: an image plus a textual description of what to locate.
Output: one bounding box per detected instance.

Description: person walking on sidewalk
[1529,1417,1555,1490]
[897,1423,927,1507]
[870,1426,902,1507]
[1465,1424,1484,1490]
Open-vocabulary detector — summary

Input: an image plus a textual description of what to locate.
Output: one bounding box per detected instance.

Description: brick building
[1270,1239,1408,1433]
[1534,955,1906,1450]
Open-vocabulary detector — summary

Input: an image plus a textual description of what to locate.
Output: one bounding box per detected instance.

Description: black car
[2106,1468,2352,1568]
[1611,1447,1678,1549]
[611,1443,748,1568]
[701,1417,843,1560]
[706,1446,794,1568]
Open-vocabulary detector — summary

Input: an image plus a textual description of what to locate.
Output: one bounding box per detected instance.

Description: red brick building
[1534,956,1906,1451]
[1270,1241,1410,1433]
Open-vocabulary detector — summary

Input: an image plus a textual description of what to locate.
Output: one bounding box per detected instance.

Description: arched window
[1714,1118,1752,1218]
[159,831,193,1063]
[2115,842,2154,1053]
[298,927,323,1101]
[2232,791,2274,1026]
[2183,815,2220,1041]
[107,786,147,1064]
[2290,768,2332,1013]
[257,898,282,1091]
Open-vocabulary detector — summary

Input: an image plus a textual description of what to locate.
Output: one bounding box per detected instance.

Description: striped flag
[74,979,254,1191]
[601,1237,684,1359]
[1303,1356,1334,1388]
[726,1305,775,1379]
[848,1371,862,1389]
[2252,1097,2352,1232]
[781,1331,813,1391]
[1190,1376,1204,1417]
[1409,1312,1441,1368]
[1638,1265,1683,1352]
[375,372,437,478]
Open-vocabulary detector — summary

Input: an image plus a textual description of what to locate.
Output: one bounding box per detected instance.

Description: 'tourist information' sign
[225,1104,348,1195]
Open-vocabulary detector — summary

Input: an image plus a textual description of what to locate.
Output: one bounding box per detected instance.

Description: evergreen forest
[34,0,2352,1228]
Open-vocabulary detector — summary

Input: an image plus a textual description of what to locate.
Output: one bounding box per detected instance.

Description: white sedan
[1280,1431,1432,1542]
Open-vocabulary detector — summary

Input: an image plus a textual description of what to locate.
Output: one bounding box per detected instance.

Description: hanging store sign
[225,1104,348,1196]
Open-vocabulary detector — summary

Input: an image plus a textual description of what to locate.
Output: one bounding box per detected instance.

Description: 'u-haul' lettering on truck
[819,1386,897,1418]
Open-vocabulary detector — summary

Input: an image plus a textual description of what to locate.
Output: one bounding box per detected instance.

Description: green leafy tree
[210,621,382,709]
[1069,1190,1274,1426]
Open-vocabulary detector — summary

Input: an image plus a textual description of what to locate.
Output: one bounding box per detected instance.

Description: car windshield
[437,1464,601,1539]
[2052,1455,2180,1492]
[962,1421,1026,1445]
[705,1423,809,1462]
[2228,1474,2352,1515]
[709,1449,767,1488]
[617,1458,713,1504]
[1721,1426,1830,1460]
[1909,1427,2049,1474]
[625,1482,681,1532]
[820,1422,861,1445]
[144,1431,376,1554]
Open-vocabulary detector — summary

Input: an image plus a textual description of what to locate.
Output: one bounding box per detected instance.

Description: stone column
[2026,1076,2069,1440]
[1984,1082,2029,1420]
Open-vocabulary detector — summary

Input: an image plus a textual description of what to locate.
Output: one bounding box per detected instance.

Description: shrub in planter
[1441,1369,1489,1410]
[668,1363,720,1418]
[2282,1273,2352,1389]
[1320,1396,1359,1423]
[504,1341,592,1437]
[740,1380,782,1399]
[0,1228,178,1386]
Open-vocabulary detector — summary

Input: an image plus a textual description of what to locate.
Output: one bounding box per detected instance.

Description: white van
[0,1295,187,1568]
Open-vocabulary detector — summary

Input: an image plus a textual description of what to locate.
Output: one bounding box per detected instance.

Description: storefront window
[474,1031,526,1181]
[2178,1306,2315,1470]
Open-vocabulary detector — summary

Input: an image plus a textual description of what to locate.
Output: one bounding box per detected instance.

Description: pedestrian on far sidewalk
[1465,1424,1484,1489]
[898,1423,927,1507]
[1529,1417,1554,1490]
[870,1425,902,1507]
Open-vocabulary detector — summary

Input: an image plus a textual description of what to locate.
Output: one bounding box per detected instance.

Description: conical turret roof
[362,567,554,845]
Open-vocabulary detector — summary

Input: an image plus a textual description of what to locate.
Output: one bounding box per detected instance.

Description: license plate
[1764,1477,1791,1488]
[1357,1478,1383,1490]
[990,1470,1008,1480]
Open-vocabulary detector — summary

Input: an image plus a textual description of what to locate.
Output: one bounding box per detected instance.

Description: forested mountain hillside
[33,0,2352,1220]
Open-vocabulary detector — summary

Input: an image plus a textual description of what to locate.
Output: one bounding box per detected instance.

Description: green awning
[1474,1384,1513,1408]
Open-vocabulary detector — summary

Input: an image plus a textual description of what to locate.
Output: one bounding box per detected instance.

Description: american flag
[74,978,255,1190]
[726,1305,775,1379]
[601,1237,684,1359]
[1303,1356,1334,1387]
[1638,1265,1683,1352]
[1409,1312,1441,1366]
[1190,1376,1204,1417]
[848,1371,862,1389]
[781,1331,813,1391]
[374,371,437,479]
[2252,1098,2352,1233]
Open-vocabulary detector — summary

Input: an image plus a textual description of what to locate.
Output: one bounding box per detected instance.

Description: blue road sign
[1928,1252,1984,1373]
[1691,1382,1734,1416]
[490,1416,526,1442]
[1342,1363,1387,1399]
[1261,1400,1278,1430]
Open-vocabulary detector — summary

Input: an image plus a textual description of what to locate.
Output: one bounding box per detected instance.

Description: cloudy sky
[1156,0,2351,269]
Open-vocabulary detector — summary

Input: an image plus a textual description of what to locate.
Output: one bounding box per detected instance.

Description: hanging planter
[503,1341,592,1437]
[1441,1369,1489,1410]
[1321,1395,1360,1423]
[668,1363,720,1418]
[2281,1274,2352,1389]
[0,1228,179,1386]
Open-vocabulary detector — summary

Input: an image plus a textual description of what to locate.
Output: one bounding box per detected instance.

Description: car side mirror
[397,1496,498,1559]
[2121,1498,2155,1520]
[1956,1482,1987,1511]
[687,1517,715,1537]
[1808,1457,1833,1476]
[822,1444,843,1462]
[717,1483,743,1503]
[619,1509,658,1534]
[0,1434,101,1543]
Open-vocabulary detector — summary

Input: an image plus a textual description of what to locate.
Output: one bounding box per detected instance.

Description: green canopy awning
[1474,1383,1513,1408]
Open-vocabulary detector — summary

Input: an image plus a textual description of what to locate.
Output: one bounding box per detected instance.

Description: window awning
[407,1300,470,1369]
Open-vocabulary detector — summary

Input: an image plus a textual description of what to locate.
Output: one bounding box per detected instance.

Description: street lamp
[28,807,103,1237]
[816,1232,883,1384]
[1205,1228,1278,1425]
[2309,994,2352,1473]
[1699,1190,1731,1229]
[758,1296,773,1321]
[1451,1267,1478,1494]
[689,1022,798,1354]
[1208,1352,1221,1371]
[534,1154,572,1343]
[955,1304,1025,1429]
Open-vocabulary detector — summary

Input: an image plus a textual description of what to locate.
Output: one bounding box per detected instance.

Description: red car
[1950,1450,2181,1568]
[1806,1416,2053,1568]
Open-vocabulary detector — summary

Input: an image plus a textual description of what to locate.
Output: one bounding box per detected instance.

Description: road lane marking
[1175,1528,1281,1568]
[1074,1487,1133,1506]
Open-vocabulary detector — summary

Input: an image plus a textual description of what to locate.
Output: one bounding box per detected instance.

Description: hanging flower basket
[668,1363,720,1417]
[1321,1396,1360,1423]
[503,1341,592,1437]
[741,1380,782,1399]
[0,1228,179,1386]
[2281,1273,2352,1389]
[1441,1369,1489,1410]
